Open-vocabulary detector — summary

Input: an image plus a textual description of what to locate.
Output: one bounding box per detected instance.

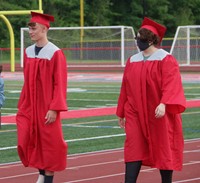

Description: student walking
[16,11,68,183]
[116,17,186,183]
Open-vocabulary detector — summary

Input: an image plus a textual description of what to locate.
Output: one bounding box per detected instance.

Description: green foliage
[85,0,112,26]
[0,0,199,47]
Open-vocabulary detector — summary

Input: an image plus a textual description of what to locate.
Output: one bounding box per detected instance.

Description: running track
[1,72,200,182]
[0,139,199,183]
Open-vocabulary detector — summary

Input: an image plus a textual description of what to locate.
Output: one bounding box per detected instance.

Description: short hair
[28,22,47,31]
[28,22,37,27]
[138,28,160,46]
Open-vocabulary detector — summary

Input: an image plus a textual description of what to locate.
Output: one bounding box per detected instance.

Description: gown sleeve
[49,50,68,111]
[160,55,186,114]
[116,59,130,118]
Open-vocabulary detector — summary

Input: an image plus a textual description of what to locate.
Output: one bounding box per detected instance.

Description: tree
[0,0,199,47]
[85,0,112,26]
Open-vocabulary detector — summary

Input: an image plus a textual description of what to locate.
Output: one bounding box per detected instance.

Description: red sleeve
[116,59,130,118]
[160,55,186,114]
[49,50,68,111]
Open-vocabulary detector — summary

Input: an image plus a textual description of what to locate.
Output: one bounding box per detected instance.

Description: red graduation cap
[29,11,54,28]
[140,17,166,44]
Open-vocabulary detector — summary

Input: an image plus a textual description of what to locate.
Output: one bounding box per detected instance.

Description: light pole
[80,0,84,60]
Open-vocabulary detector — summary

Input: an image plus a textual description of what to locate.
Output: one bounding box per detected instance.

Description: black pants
[125,161,173,183]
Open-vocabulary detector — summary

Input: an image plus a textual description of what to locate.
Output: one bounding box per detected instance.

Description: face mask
[136,39,150,51]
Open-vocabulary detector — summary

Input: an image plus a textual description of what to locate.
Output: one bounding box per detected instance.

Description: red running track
[0,139,199,183]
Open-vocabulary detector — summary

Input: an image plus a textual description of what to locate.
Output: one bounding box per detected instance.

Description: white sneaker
[36,174,45,183]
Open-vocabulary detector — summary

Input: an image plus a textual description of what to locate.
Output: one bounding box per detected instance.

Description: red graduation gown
[116,49,186,170]
[16,42,68,171]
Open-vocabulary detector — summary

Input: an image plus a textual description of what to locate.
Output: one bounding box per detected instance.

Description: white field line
[63,124,120,129]
[0,172,38,180]
[184,138,200,143]
[3,97,117,102]
[0,149,199,170]
[66,133,125,143]
[63,173,125,183]
[0,148,123,168]
[66,160,200,172]
[0,118,118,132]
[67,148,123,158]
[0,133,125,151]
[1,135,199,151]
[1,160,199,181]
[64,161,200,183]
[173,177,200,183]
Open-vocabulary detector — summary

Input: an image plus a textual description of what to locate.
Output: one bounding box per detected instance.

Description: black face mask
[136,39,150,51]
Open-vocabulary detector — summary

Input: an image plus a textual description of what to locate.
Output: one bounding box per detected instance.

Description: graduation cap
[29,11,54,28]
[140,17,166,44]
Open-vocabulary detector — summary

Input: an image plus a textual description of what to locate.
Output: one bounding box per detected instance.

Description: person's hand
[45,110,57,124]
[118,117,125,128]
[155,103,166,118]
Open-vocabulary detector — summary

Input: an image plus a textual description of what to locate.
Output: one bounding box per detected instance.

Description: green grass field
[0,73,199,164]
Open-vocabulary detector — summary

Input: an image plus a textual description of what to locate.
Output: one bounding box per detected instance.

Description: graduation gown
[116,49,186,170]
[16,42,68,171]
